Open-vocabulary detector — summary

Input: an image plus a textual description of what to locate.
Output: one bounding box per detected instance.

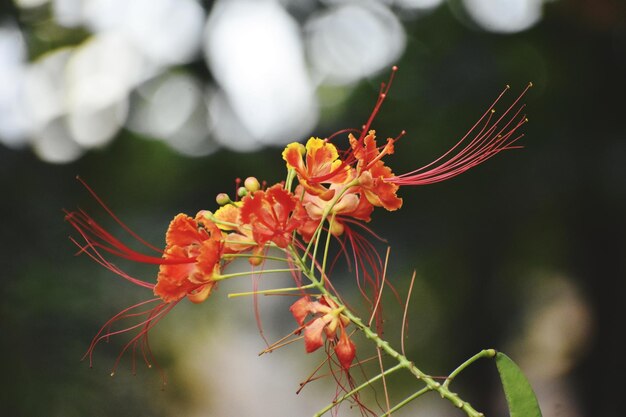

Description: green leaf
[495,352,543,417]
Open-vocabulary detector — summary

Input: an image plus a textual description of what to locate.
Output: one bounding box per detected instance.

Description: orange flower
[349,130,402,211]
[240,184,308,248]
[154,213,223,304]
[289,295,356,369]
[65,183,226,377]
[282,138,352,200]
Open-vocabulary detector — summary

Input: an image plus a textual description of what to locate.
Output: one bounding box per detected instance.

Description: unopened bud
[237,186,247,198]
[196,210,213,221]
[216,193,231,206]
[244,177,260,193]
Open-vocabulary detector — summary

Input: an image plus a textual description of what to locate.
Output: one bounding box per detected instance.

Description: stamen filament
[314,363,404,416]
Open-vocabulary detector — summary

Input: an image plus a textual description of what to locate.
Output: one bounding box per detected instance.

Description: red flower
[240,184,309,248]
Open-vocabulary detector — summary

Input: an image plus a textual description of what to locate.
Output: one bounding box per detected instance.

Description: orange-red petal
[349,131,402,211]
[290,296,312,326]
[154,214,223,303]
[334,329,356,369]
[240,184,308,248]
[283,138,351,200]
[165,213,209,247]
[304,317,327,353]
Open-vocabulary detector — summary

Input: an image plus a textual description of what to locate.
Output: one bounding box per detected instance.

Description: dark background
[1,1,625,416]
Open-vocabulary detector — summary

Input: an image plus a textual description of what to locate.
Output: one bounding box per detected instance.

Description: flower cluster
[66,69,530,390]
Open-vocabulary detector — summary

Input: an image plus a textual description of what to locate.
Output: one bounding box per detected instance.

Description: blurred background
[1,0,624,416]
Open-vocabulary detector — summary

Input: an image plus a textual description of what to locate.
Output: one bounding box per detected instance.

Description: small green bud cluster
[216,177,261,205]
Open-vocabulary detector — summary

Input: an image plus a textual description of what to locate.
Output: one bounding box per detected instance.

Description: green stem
[281,180,484,416]
[213,268,298,281]
[338,308,485,417]
[285,168,296,192]
[300,179,360,268]
[228,283,315,298]
[442,349,496,389]
[319,213,336,286]
[222,253,290,263]
[378,386,431,417]
[293,245,486,417]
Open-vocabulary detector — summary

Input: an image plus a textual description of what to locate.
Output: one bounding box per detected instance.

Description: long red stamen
[82,296,178,387]
[310,66,399,184]
[66,209,191,265]
[82,298,163,365]
[110,302,177,379]
[69,235,155,289]
[388,83,532,186]
[75,177,162,253]
[362,130,406,172]
[360,66,398,140]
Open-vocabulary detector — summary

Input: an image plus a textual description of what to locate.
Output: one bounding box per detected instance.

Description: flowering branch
[66,68,541,417]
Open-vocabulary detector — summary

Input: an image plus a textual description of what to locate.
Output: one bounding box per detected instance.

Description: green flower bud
[216,193,231,206]
[244,176,261,193]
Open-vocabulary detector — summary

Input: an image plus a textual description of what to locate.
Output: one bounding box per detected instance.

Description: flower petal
[334,329,356,370]
[290,296,312,326]
[165,213,208,247]
[304,317,327,353]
